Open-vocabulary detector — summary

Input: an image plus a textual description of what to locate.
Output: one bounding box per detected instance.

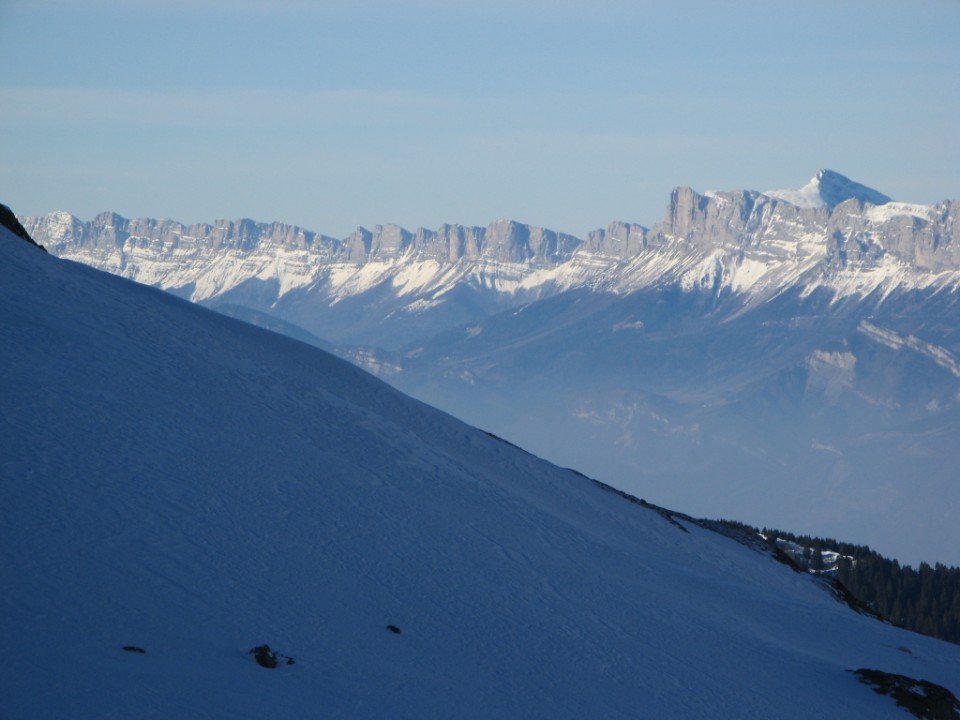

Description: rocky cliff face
[609,177,958,302]
[21,170,959,347]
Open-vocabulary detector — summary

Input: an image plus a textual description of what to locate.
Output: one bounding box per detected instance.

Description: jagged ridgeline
[20,169,960,351]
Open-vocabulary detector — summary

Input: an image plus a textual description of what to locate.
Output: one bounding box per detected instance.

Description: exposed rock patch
[249,644,296,668]
[853,668,960,719]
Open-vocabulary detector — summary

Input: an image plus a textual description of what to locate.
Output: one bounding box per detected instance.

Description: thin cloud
[0,86,464,130]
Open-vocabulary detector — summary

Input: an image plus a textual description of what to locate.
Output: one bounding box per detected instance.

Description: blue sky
[2,0,958,237]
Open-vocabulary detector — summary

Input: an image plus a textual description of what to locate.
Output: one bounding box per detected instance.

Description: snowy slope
[2,226,959,718]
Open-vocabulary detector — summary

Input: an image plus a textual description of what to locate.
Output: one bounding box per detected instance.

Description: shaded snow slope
[2,228,959,719]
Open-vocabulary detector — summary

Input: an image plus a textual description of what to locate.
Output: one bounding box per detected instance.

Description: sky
[2,0,958,238]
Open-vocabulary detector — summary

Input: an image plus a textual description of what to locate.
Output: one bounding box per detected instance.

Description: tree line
[761,527,960,644]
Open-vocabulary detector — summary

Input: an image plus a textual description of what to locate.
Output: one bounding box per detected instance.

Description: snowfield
[1,226,958,718]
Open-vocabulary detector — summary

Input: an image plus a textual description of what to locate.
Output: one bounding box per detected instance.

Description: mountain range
[21,170,960,566]
[4,212,960,719]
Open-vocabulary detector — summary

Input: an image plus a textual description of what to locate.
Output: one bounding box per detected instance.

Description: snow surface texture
[2,225,959,718]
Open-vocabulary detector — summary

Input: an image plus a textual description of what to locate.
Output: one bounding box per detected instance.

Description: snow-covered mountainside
[22,170,960,350]
[3,215,960,719]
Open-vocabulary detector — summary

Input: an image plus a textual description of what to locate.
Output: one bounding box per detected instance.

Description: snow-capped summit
[765,169,893,210]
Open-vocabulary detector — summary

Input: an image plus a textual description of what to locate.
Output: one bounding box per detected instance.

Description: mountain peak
[810,169,892,208]
[766,170,892,210]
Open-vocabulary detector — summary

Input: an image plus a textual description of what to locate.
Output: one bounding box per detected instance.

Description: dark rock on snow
[853,668,960,719]
[250,644,295,668]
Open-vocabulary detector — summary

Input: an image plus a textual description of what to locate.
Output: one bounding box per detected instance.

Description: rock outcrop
[1,203,45,251]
